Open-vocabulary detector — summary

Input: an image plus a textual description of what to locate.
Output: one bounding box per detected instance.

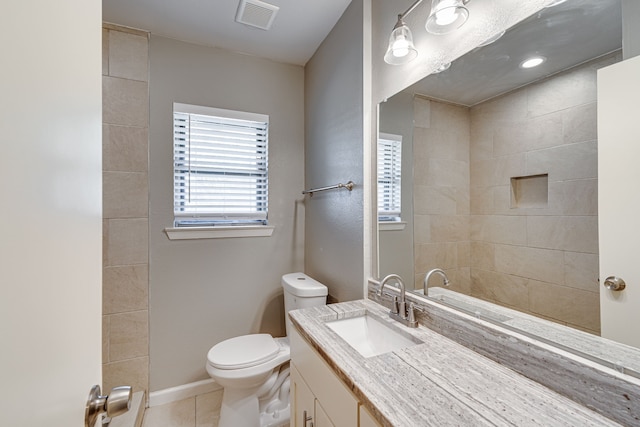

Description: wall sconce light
[384,0,472,66]
[384,15,419,65]
[425,0,470,35]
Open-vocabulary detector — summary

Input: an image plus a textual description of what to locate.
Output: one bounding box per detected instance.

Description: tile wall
[102,24,150,394]
[413,53,620,334]
[412,98,471,293]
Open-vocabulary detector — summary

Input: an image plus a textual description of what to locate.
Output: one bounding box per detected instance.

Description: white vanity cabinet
[290,326,382,427]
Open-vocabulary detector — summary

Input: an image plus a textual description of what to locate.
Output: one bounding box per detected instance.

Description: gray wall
[304,0,365,302]
[149,36,305,391]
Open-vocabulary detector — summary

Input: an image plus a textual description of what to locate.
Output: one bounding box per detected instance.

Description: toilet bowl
[206,273,328,427]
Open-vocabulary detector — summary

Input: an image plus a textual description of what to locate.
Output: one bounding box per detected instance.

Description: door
[0,0,103,425]
[597,54,640,348]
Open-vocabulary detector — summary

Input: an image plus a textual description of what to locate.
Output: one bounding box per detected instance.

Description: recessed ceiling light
[520,56,546,69]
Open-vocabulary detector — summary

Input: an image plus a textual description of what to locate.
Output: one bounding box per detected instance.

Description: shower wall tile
[470,215,527,245]
[103,356,149,395]
[103,265,149,314]
[421,158,469,188]
[494,245,564,286]
[104,218,149,266]
[110,310,149,361]
[415,242,458,273]
[563,252,599,293]
[470,186,494,215]
[493,113,563,156]
[526,66,597,118]
[430,215,469,242]
[553,179,598,216]
[470,241,495,271]
[470,269,529,310]
[527,216,598,253]
[103,76,149,127]
[414,185,457,215]
[103,125,149,172]
[563,102,597,144]
[103,172,149,218]
[413,97,431,128]
[102,25,150,396]
[108,30,149,82]
[525,141,597,181]
[413,215,431,244]
[528,281,600,332]
[471,89,528,122]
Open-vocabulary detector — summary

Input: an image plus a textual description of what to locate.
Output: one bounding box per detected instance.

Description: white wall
[304,0,366,302]
[0,0,102,424]
[148,36,305,391]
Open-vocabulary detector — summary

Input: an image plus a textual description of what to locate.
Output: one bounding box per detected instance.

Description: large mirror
[377,0,640,373]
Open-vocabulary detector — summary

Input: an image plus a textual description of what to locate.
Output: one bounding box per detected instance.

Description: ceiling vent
[235,0,279,31]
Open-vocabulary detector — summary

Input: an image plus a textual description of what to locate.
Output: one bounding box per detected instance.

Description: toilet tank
[282,272,328,337]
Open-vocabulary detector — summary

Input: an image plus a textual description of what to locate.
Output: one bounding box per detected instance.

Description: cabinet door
[359,404,383,427]
[291,364,316,427]
[315,400,335,427]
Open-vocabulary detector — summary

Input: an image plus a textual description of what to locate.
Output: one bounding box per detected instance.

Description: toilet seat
[208,334,280,370]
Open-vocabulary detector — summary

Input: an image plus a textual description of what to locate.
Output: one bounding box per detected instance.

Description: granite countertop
[289,299,622,427]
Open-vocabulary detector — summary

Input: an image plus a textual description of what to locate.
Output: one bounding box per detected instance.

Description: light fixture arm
[399,0,424,21]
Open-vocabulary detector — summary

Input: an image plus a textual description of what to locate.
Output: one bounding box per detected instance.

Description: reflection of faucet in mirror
[378,274,418,328]
[423,268,450,297]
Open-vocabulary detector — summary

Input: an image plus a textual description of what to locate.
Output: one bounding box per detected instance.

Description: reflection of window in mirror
[378,132,402,228]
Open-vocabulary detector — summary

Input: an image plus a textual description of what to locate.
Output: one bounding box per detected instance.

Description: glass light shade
[425,0,469,35]
[433,62,451,73]
[478,30,505,47]
[384,20,418,65]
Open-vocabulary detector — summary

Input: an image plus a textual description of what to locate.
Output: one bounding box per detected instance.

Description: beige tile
[493,113,563,157]
[525,141,597,182]
[564,252,599,292]
[494,244,564,285]
[429,101,470,134]
[470,186,494,215]
[103,76,149,127]
[143,398,195,427]
[456,188,470,215]
[470,215,527,245]
[104,265,149,314]
[103,171,149,219]
[528,281,600,332]
[527,216,598,253]
[109,310,149,361]
[444,267,471,295]
[196,390,224,427]
[104,218,149,266]
[420,158,469,188]
[413,97,431,128]
[103,125,149,172]
[413,127,469,162]
[471,153,526,188]
[413,215,431,244]
[457,241,470,267]
[526,65,597,118]
[470,241,495,271]
[103,356,148,394]
[414,243,458,273]
[430,215,469,242]
[103,315,110,363]
[471,90,528,122]
[470,269,529,311]
[563,102,597,144]
[469,116,494,161]
[413,185,457,215]
[550,179,597,216]
[103,28,109,76]
[109,30,149,82]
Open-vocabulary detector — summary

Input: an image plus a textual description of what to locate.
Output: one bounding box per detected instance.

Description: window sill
[378,221,406,231]
[164,225,275,240]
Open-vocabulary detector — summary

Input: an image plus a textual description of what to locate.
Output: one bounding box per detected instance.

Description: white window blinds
[377,133,402,220]
[173,103,269,227]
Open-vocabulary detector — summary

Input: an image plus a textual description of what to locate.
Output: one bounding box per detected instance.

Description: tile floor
[142,390,223,427]
[141,390,289,427]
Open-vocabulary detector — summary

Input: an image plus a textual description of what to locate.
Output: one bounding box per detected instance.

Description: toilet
[206,273,328,427]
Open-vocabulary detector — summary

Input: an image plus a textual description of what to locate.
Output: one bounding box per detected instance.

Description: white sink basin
[325,313,420,358]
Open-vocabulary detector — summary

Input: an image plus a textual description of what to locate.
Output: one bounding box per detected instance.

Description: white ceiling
[102,0,352,65]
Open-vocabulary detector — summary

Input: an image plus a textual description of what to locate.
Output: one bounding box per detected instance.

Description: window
[377,133,402,221]
[173,103,269,227]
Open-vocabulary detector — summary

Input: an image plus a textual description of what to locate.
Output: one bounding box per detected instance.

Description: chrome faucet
[423,268,450,296]
[378,274,418,328]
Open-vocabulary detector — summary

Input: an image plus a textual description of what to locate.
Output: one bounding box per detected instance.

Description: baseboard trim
[148,379,222,407]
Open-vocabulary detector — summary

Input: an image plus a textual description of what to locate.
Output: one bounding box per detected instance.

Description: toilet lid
[208,334,280,370]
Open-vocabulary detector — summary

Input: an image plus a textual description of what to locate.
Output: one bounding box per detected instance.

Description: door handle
[604,276,626,291]
[85,384,132,427]
[303,409,314,427]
